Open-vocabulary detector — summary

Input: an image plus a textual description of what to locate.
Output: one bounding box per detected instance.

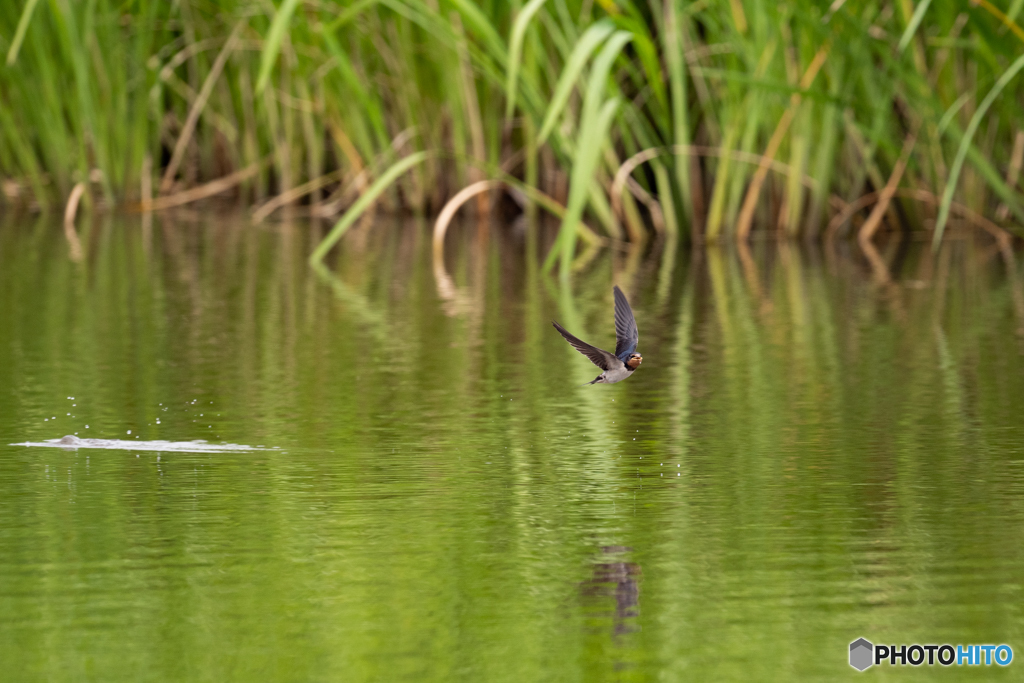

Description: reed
[2,0,1023,268]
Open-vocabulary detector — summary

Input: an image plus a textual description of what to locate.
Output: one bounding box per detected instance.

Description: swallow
[552,286,642,385]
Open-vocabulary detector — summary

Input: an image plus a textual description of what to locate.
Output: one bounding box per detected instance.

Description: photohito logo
[849,638,1013,671]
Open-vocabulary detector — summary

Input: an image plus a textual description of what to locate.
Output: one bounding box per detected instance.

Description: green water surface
[1,215,1023,681]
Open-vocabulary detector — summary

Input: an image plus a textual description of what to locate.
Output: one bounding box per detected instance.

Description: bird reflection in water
[580,546,641,638]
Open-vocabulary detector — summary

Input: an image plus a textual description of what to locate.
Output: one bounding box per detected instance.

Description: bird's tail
[581,376,602,386]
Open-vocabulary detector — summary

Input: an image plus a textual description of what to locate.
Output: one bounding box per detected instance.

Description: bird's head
[626,353,642,369]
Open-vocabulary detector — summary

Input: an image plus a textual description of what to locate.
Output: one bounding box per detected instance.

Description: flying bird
[552,286,642,385]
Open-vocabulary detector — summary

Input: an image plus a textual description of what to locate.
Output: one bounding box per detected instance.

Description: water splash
[12,435,273,453]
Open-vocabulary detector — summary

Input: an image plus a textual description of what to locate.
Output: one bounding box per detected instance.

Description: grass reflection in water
[0,214,1022,682]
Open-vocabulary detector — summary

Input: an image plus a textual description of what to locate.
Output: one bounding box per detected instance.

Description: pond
[1,214,1023,681]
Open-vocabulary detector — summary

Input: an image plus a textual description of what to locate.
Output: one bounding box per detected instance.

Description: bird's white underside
[595,363,633,384]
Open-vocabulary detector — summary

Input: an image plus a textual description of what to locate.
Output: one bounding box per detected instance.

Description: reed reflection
[1,214,1023,682]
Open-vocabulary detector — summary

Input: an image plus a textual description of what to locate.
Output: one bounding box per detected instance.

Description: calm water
[2,214,1024,681]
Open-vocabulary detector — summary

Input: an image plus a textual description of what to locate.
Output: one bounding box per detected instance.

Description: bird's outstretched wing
[612,286,639,360]
[552,322,619,371]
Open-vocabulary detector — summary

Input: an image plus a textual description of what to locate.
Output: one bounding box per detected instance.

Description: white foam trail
[12,435,273,453]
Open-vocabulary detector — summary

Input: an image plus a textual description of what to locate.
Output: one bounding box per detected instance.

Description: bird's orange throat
[626,357,642,370]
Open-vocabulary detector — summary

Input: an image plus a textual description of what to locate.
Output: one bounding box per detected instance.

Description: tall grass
[2,0,1024,267]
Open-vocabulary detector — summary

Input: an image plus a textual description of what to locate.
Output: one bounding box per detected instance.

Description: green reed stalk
[0,0,1022,260]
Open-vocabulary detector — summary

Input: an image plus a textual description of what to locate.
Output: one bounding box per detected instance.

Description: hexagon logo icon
[850,638,874,671]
